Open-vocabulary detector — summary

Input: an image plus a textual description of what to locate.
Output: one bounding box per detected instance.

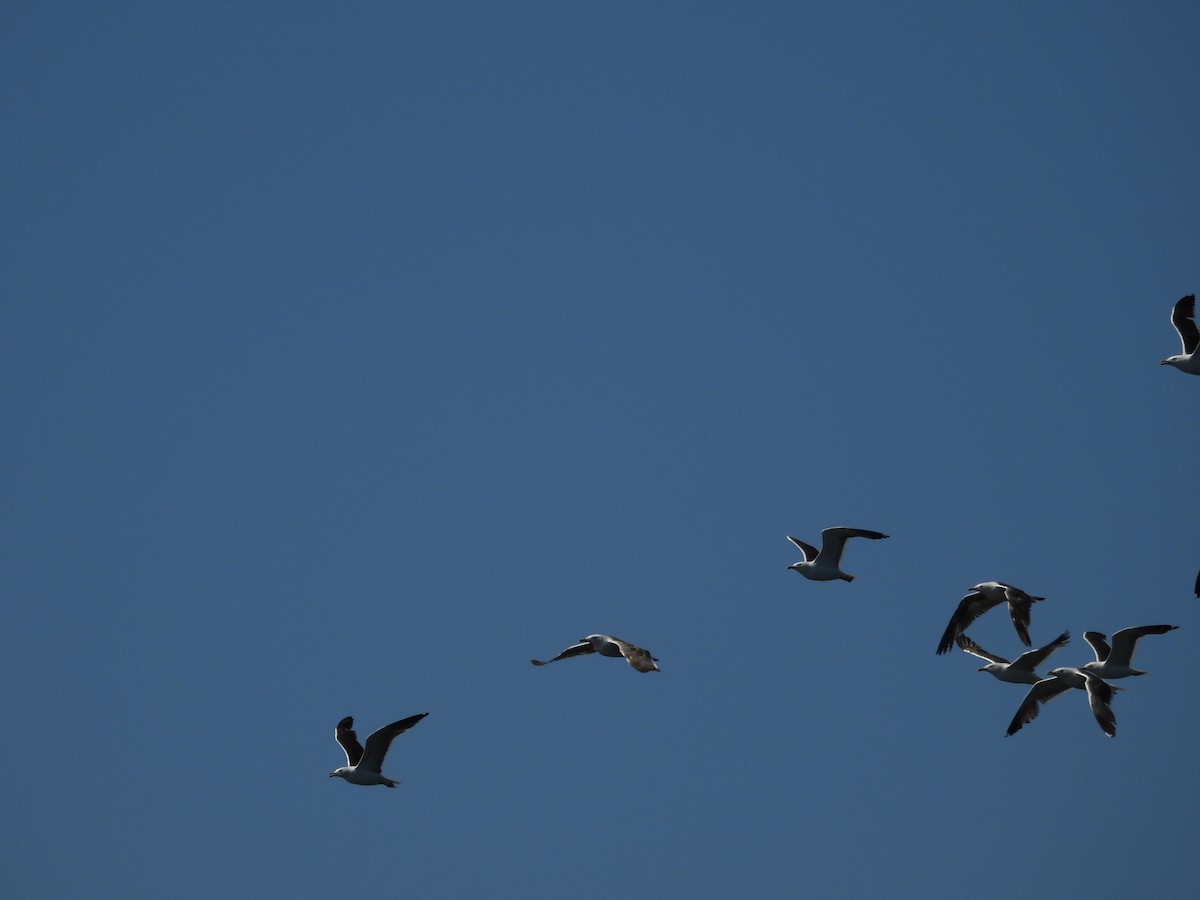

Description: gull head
[329,768,349,780]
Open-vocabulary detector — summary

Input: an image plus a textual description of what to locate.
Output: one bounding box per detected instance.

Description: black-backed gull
[1006,667,1117,738]
[531,634,660,673]
[955,631,1069,684]
[1080,624,1178,679]
[329,713,428,787]
[936,581,1044,655]
[1161,293,1200,375]
[785,527,889,582]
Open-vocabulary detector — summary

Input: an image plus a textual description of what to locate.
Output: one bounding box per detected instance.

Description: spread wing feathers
[954,634,1010,665]
[1171,294,1199,354]
[1081,672,1117,738]
[530,642,595,666]
[1006,676,1073,736]
[612,638,660,673]
[816,527,888,565]
[1010,631,1070,671]
[358,713,429,773]
[786,535,819,562]
[335,716,365,767]
[1002,587,1039,647]
[937,592,1004,655]
[1082,631,1112,662]
[1105,624,1178,665]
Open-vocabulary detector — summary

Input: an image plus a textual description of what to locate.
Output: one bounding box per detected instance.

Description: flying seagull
[1160,293,1200,375]
[1080,624,1178,679]
[1006,667,1118,738]
[530,634,660,673]
[329,713,428,787]
[935,581,1044,655]
[955,630,1070,684]
[785,527,889,582]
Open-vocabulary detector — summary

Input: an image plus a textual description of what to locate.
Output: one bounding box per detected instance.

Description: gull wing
[359,713,429,774]
[786,535,819,562]
[1009,631,1070,672]
[1079,671,1117,738]
[1082,631,1111,663]
[1006,674,1073,736]
[1000,585,1040,647]
[335,716,364,767]
[954,634,1010,665]
[613,638,660,673]
[1105,624,1178,666]
[1171,294,1199,354]
[936,591,1003,655]
[530,641,595,666]
[815,527,888,566]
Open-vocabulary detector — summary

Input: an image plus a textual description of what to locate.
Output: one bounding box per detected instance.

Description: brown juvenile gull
[1160,293,1200,375]
[785,527,889,582]
[955,631,1070,684]
[1006,667,1118,738]
[935,581,1044,655]
[531,634,660,673]
[328,713,428,787]
[1080,624,1179,679]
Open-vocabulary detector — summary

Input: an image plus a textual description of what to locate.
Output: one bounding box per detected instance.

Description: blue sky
[4,2,1198,897]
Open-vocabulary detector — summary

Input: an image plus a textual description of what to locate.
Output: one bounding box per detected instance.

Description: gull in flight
[1006,667,1118,738]
[936,581,1044,655]
[955,630,1069,684]
[531,634,660,673]
[1080,624,1178,679]
[785,527,889,582]
[329,713,428,787]
[1160,293,1200,375]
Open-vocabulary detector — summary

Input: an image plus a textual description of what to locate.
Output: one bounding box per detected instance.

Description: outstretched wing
[786,535,819,562]
[1009,631,1070,672]
[1082,631,1112,663]
[530,642,595,666]
[816,526,888,566]
[936,590,1003,655]
[1000,585,1041,647]
[1080,671,1116,738]
[613,638,660,673]
[954,634,1009,665]
[1106,624,1178,666]
[1171,294,1199,354]
[359,713,429,773]
[1006,675,1072,736]
[335,716,364,767]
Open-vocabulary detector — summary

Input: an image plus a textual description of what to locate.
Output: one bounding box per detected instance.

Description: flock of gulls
[329,295,1200,787]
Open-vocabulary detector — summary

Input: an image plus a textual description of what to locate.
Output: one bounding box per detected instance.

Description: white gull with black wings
[1161,293,1200,374]
[936,581,1044,655]
[531,634,660,673]
[1006,667,1117,738]
[1080,624,1178,679]
[329,713,428,787]
[786,527,889,582]
[956,631,1069,684]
